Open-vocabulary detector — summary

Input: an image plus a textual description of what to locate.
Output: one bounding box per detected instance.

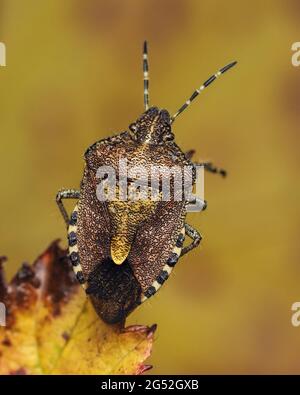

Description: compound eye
[129,123,137,132]
[160,109,170,123]
[146,107,159,116]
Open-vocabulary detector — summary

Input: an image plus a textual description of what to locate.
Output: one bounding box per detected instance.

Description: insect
[56,41,236,324]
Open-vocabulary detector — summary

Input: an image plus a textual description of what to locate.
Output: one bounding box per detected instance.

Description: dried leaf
[0,241,156,374]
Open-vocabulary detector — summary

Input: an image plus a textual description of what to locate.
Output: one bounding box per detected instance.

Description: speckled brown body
[75,108,193,323]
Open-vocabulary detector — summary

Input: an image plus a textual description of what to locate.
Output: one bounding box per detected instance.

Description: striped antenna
[171,61,237,123]
[143,41,149,110]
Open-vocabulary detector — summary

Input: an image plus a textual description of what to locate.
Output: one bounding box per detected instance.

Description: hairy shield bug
[56,42,236,324]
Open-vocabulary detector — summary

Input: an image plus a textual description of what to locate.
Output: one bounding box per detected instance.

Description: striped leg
[68,204,87,289]
[143,40,149,110]
[184,149,195,160]
[187,198,207,212]
[195,161,227,177]
[56,189,80,227]
[171,60,237,122]
[181,223,202,257]
[184,150,227,177]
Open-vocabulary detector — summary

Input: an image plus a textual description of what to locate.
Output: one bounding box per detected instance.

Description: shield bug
[56,42,236,324]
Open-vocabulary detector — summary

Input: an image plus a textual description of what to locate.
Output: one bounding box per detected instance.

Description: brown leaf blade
[0,242,155,375]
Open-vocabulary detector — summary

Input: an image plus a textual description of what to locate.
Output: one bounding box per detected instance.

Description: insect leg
[184,150,227,177]
[143,41,149,110]
[194,161,227,177]
[56,189,80,227]
[181,223,202,257]
[184,149,195,160]
[187,198,208,212]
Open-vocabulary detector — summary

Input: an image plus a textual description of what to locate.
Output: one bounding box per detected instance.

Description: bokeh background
[0,0,300,374]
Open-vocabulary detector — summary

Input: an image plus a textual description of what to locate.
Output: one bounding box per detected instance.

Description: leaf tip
[138,364,153,374]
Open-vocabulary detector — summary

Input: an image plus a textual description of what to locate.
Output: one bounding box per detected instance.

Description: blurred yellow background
[0,0,300,374]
